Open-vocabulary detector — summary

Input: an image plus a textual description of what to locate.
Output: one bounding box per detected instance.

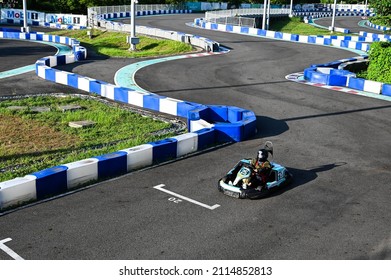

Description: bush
[366,41,391,84]
[370,15,391,27]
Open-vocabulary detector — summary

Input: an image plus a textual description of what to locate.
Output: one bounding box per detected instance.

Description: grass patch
[0,96,183,182]
[270,16,345,36]
[48,29,194,58]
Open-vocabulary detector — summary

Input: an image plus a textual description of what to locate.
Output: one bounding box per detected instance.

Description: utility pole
[128,0,139,51]
[21,0,29,33]
[330,0,337,33]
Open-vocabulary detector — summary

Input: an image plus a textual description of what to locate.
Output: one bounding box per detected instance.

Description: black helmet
[257,149,268,162]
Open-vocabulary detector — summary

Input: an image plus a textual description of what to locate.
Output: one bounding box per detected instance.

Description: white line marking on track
[0,238,24,260]
[154,184,220,210]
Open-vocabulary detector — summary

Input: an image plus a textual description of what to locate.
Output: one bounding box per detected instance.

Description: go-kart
[218,142,292,199]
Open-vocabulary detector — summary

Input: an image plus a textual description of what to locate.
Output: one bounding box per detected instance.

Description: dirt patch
[0,114,80,156]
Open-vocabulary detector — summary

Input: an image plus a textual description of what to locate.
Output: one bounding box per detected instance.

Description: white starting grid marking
[0,238,24,260]
[154,184,220,210]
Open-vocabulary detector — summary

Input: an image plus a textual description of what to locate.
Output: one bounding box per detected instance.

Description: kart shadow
[264,162,347,199]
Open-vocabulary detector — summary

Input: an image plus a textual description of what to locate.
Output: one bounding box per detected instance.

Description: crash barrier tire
[0,26,256,211]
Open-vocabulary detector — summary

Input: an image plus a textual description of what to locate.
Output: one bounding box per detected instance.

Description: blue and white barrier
[0,25,256,211]
[194,18,371,53]
[365,21,391,32]
[193,18,391,96]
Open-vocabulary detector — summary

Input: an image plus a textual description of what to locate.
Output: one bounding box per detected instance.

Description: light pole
[128,0,139,51]
[22,0,29,33]
[262,0,267,30]
[289,0,294,17]
[330,0,337,33]
[266,0,271,30]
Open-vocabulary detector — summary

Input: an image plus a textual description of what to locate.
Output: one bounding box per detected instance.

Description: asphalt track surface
[0,17,390,260]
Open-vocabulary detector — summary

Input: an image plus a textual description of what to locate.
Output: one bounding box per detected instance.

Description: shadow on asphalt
[265,162,348,199]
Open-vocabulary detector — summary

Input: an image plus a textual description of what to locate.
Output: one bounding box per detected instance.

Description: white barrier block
[316,37,325,44]
[217,24,226,31]
[55,71,69,85]
[282,33,292,40]
[43,34,50,42]
[173,133,198,157]
[49,56,57,67]
[103,84,116,100]
[248,28,259,36]
[0,32,3,38]
[298,35,309,43]
[78,77,94,92]
[128,91,145,107]
[60,36,67,44]
[190,119,213,132]
[66,55,76,64]
[0,175,37,210]
[37,64,50,79]
[159,97,181,116]
[30,33,37,40]
[233,26,241,33]
[363,80,383,94]
[63,158,99,189]
[120,144,154,171]
[266,30,276,38]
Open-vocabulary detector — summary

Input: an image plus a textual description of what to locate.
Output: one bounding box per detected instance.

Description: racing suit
[251,158,271,187]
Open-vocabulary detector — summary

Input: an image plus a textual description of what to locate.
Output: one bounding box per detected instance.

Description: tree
[370,0,391,17]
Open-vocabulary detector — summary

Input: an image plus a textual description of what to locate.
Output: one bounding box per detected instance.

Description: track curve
[0,17,390,260]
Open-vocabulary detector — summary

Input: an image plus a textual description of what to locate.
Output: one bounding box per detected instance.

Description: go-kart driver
[249,148,271,188]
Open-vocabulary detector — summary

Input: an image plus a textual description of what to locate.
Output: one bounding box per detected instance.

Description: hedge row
[366,41,391,84]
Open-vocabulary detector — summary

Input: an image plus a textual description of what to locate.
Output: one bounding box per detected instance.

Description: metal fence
[88,4,185,16]
[205,8,290,28]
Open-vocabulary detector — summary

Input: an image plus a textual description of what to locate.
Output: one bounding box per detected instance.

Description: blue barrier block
[143,94,160,111]
[382,84,391,96]
[205,105,228,122]
[304,67,316,80]
[94,151,128,179]
[188,105,208,121]
[275,32,283,39]
[4,32,20,39]
[309,71,329,84]
[114,87,129,103]
[213,122,243,142]
[226,25,233,32]
[241,27,249,34]
[308,36,316,44]
[194,128,216,150]
[45,68,56,82]
[228,106,243,123]
[32,166,68,200]
[290,34,299,41]
[328,74,348,86]
[348,77,365,91]
[90,80,107,95]
[257,29,266,36]
[149,138,178,163]
[177,101,200,118]
[211,23,218,30]
[323,38,331,45]
[67,74,78,88]
[241,116,257,140]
